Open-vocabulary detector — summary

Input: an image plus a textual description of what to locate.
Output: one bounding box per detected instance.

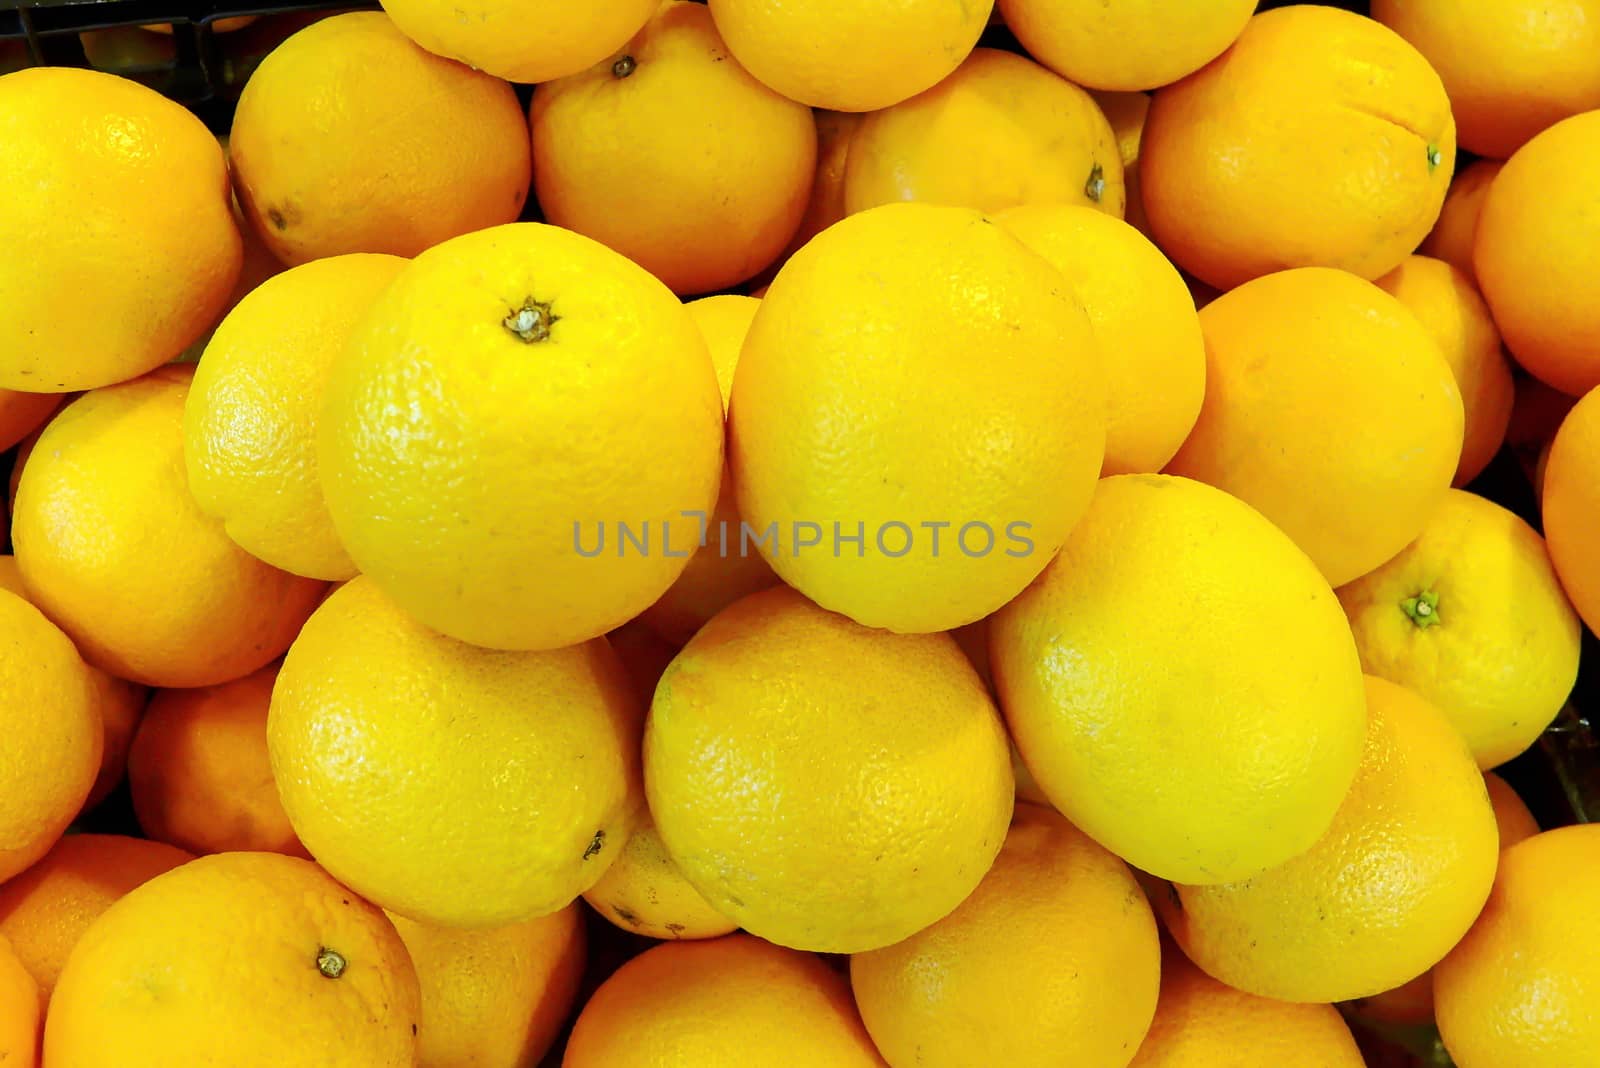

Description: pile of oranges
[1,1,1599,1065]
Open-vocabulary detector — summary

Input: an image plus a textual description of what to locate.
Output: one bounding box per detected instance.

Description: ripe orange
[582,821,738,941]
[1141,5,1454,290]
[997,203,1204,475]
[1419,159,1503,279]
[532,1,816,296]
[0,834,190,1006]
[706,0,992,112]
[1338,489,1581,769]
[0,67,240,391]
[268,577,645,927]
[44,852,421,1066]
[991,474,1366,886]
[1374,255,1515,486]
[645,586,1013,953]
[1435,825,1600,1067]
[844,49,1124,219]
[1475,110,1600,396]
[1544,385,1600,635]
[128,664,306,858]
[12,366,325,688]
[378,0,654,84]
[185,253,407,581]
[0,932,38,1068]
[319,222,723,652]
[1373,0,1600,160]
[0,391,59,454]
[997,0,1255,91]
[1168,267,1463,588]
[230,12,530,266]
[638,295,778,645]
[564,934,888,1067]
[851,804,1160,1068]
[730,202,1106,633]
[388,905,585,1068]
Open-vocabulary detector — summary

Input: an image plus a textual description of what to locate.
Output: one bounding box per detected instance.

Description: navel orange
[1543,386,1600,635]
[997,0,1255,91]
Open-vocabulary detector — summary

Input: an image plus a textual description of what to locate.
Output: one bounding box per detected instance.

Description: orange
[851,804,1160,1068]
[12,366,326,688]
[44,852,420,1067]
[564,934,887,1067]
[319,222,723,652]
[0,590,101,883]
[844,49,1125,219]
[378,0,654,84]
[230,12,530,266]
[638,295,779,645]
[1338,489,1581,769]
[1168,267,1464,588]
[0,555,147,813]
[1373,0,1600,160]
[1544,385,1600,635]
[997,203,1204,475]
[645,586,1013,953]
[706,0,991,112]
[1162,676,1498,1003]
[1419,159,1503,280]
[268,577,644,928]
[0,391,59,453]
[582,821,738,941]
[1475,110,1600,396]
[1090,90,1151,233]
[531,2,816,296]
[1141,5,1455,290]
[730,202,1106,633]
[0,933,38,1068]
[782,110,862,259]
[992,475,1366,886]
[0,67,240,391]
[0,834,190,1006]
[1374,255,1515,486]
[1126,947,1365,1068]
[1435,824,1600,1067]
[1484,771,1542,849]
[185,253,407,581]
[387,905,585,1068]
[997,0,1255,91]
[128,664,306,858]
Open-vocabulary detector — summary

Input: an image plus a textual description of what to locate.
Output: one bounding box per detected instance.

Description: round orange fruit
[1419,159,1503,280]
[582,821,738,942]
[378,0,654,84]
[997,0,1255,91]
[1141,5,1454,290]
[1543,385,1600,635]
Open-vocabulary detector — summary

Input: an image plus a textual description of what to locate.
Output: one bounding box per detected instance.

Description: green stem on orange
[1401,589,1441,629]
[317,947,347,979]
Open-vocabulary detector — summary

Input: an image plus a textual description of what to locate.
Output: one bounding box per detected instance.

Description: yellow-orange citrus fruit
[12,366,325,688]
[268,577,644,927]
[1475,110,1600,396]
[0,392,59,453]
[1544,386,1600,635]
[1338,489,1581,769]
[851,804,1160,1068]
[128,664,306,858]
[1373,0,1600,160]
[1127,948,1365,1068]
[844,49,1124,219]
[997,203,1204,475]
[230,12,530,266]
[991,474,1367,885]
[1374,255,1515,486]
[0,66,240,391]
[319,222,723,652]
[998,0,1255,91]
[1163,676,1499,1002]
[1089,89,1152,233]
[706,0,992,112]
[639,295,779,645]
[730,202,1106,633]
[1420,159,1503,279]
[564,934,888,1067]
[379,0,654,84]
[388,905,585,1068]
[0,932,38,1068]
[0,834,190,1006]
[582,821,738,941]
[1141,5,1454,290]
[532,2,816,296]
[44,852,420,1067]
[185,253,407,581]
[1168,267,1464,588]
[1435,824,1600,1068]
[645,586,1013,953]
